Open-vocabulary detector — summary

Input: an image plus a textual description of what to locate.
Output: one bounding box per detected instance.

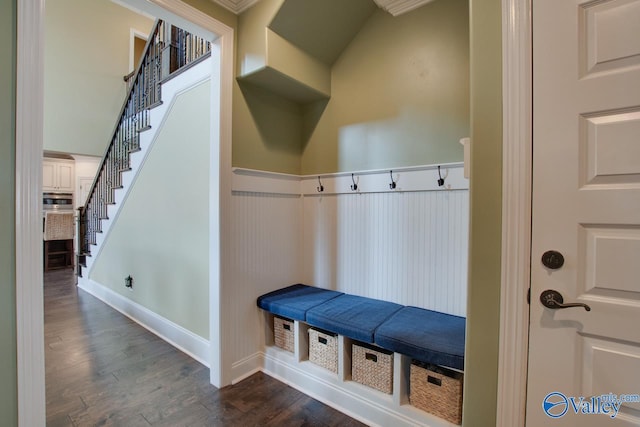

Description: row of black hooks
[316,167,447,193]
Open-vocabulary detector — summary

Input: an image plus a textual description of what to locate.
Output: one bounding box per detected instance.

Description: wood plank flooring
[45,269,364,426]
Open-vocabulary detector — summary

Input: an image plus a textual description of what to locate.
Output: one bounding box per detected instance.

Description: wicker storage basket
[352,342,393,394]
[273,316,294,353]
[410,360,463,425]
[308,328,338,373]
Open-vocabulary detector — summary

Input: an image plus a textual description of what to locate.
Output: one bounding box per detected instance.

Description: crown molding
[210,0,434,16]
[373,0,436,16]
[209,0,260,14]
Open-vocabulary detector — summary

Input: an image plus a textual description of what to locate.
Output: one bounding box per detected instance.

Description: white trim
[232,163,469,196]
[300,164,467,195]
[209,0,260,15]
[129,28,149,72]
[230,352,263,385]
[78,278,211,366]
[122,0,235,389]
[497,0,532,425]
[373,0,437,16]
[232,168,302,195]
[16,0,46,425]
[257,349,452,427]
[205,10,234,389]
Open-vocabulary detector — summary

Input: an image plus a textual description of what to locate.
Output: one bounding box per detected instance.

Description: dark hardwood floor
[45,269,364,427]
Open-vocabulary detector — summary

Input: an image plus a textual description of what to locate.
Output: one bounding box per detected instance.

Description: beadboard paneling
[303,190,469,316]
[227,170,469,372]
[227,192,304,364]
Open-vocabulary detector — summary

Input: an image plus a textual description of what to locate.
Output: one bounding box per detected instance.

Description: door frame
[15,0,234,424]
[497,0,532,425]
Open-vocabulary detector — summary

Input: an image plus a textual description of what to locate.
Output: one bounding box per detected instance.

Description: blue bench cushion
[257,284,343,321]
[374,306,465,370]
[306,295,403,343]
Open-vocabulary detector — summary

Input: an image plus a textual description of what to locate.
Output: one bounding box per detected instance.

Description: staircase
[77,19,211,276]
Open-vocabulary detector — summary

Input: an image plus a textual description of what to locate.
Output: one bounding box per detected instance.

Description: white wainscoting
[303,189,469,316]
[226,191,304,375]
[227,165,469,424]
[231,164,469,318]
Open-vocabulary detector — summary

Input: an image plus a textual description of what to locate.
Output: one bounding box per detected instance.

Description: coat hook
[317,176,324,193]
[437,166,445,187]
[350,173,358,191]
[389,170,397,190]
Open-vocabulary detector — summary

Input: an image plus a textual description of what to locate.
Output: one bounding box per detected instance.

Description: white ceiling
[209,0,436,16]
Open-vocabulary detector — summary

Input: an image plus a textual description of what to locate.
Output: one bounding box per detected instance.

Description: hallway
[44,269,363,426]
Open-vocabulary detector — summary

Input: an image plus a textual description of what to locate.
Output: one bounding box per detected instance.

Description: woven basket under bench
[410,360,463,425]
[308,328,338,373]
[352,342,393,394]
[274,316,294,353]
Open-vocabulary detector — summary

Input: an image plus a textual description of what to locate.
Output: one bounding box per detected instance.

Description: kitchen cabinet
[43,158,75,192]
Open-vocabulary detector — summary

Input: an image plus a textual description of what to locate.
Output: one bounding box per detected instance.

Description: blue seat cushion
[257,284,343,321]
[306,295,403,343]
[374,306,465,370]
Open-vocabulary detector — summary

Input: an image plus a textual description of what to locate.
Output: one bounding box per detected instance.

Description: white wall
[90,80,211,339]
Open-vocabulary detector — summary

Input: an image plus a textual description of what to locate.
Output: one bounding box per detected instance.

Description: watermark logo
[543,392,569,418]
[543,392,640,419]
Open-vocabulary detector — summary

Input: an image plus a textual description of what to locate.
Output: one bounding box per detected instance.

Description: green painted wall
[236,0,283,75]
[462,0,502,425]
[90,81,211,338]
[269,0,376,66]
[302,0,469,174]
[234,0,469,175]
[233,0,306,174]
[44,0,154,156]
[0,0,17,424]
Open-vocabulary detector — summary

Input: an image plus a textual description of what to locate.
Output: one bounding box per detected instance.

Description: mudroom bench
[257,284,466,426]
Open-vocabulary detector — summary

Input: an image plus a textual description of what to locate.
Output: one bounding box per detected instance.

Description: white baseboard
[231,349,450,427]
[231,352,263,385]
[77,277,210,367]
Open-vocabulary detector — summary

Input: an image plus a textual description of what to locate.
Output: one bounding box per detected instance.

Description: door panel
[582,110,640,186]
[581,0,640,76]
[527,0,640,425]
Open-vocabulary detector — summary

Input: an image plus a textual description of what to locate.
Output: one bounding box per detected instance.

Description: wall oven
[43,192,74,212]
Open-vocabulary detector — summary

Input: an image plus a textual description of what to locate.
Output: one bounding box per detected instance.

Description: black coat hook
[389,170,397,190]
[317,176,324,193]
[350,173,358,191]
[437,166,445,187]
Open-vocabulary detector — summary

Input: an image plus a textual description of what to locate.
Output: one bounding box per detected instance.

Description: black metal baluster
[79,20,213,268]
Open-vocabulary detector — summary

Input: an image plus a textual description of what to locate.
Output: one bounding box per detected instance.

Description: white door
[78,177,94,207]
[527,0,640,426]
